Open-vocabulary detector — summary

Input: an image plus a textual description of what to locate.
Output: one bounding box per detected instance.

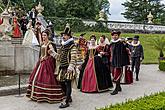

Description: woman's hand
[40,57,45,62]
[48,49,53,54]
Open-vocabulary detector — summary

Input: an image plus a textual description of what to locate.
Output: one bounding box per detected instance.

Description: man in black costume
[29,8,37,28]
[57,26,77,108]
[20,15,28,36]
[130,35,144,81]
[110,31,130,95]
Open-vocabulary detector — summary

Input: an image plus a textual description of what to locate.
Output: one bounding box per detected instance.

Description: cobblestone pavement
[0,65,165,110]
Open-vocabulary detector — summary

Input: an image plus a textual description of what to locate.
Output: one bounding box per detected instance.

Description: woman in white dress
[22,20,39,46]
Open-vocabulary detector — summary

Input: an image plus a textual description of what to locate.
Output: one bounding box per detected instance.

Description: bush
[159,60,165,71]
[97,92,165,110]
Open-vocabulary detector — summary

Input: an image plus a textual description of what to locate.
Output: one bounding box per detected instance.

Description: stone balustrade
[0,40,40,75]
[83,20,165,33]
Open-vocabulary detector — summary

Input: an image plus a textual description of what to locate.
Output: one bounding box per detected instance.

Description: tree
[1,0,110,20]
[122,0,165,24]
[55,0,110,20]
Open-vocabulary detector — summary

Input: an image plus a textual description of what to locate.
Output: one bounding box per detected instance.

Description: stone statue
[147,11,153,24]
[98,10,105,21]
[0,8,12,40]
[36,2,44,16]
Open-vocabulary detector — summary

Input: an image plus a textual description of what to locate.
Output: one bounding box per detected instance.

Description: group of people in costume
[26,26,77,108]
[0,7,54,46]
[26,24,144,108]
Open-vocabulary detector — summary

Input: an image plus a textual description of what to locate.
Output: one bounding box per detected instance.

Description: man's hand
[78,65,82,70]
[100,52,105,55]
[67,69,72,74]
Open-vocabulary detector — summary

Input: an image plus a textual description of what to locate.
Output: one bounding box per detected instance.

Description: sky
[109,0,165,21]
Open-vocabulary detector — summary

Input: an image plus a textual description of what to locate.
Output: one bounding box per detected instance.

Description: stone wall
[0,41,40,75]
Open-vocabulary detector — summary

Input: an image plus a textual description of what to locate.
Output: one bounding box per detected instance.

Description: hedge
[159,60,165,71]
[97,92,165,110]
[46,17,109,32]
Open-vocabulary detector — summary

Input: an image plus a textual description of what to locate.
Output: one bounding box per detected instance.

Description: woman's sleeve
[48,44,59,59]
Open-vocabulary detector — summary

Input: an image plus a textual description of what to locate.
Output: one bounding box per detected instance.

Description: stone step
[0,84,27,96]
[11,38,23,45]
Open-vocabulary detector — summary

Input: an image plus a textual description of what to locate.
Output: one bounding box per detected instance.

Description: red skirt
[26,56,65,103]
[12,25,21,38]
[81,57,97,92]
[121,66,133,84]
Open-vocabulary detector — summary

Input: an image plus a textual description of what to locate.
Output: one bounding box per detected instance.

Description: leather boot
[136,76,139,81]
[111,83,119,95]
[136,73,139,81]
[59,101,69,108]
[68,97,72,103]
[118,84,122,92]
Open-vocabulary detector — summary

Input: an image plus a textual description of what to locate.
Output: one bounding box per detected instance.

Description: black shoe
[68,98,72,103]
[59,102,70,108]
[136,78,139,81]
[110,90,118,95]
[118,86,122,92]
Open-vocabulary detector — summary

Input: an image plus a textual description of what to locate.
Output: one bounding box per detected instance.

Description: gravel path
[0,65,164,110]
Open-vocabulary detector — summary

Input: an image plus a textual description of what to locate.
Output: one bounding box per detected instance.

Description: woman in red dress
[12,16,22,38]
[26,30,65,103]
[78,37,113,93]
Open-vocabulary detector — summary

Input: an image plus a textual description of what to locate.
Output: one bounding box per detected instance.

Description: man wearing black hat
[57,26,77,108]
[130,35,144,81]
[20,15,28,36]
[126,37,133,50]
[29,8,37,28]
[110,31,130,95]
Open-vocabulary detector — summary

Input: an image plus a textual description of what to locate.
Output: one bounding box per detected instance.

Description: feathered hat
[60,23,71,36]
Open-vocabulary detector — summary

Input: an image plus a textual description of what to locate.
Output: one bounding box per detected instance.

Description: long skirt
[120,66,133,84]
[12,25,21,38]
[22,29,39,46]
[26,56,65,103]
[78,56,113,93]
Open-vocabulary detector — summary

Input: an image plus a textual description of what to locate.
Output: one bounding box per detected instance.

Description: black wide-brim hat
[60,27,71,36]
[80,33,86,37]
[111,31,121,36]
[133,35,139,41]
[127,37,133,40]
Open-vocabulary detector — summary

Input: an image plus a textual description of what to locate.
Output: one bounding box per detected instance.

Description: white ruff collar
[132,41,140,46]
[98,38,110,45]
[62,38,74,45]
[88,45,97,49]
[111,38,121,43]
[127,41,132,45]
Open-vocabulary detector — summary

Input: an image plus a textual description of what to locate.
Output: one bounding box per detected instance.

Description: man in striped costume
[57,26,77,108]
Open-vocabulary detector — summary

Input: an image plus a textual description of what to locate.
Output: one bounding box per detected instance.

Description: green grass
[96,92,165,110]
[56,31,165,64]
